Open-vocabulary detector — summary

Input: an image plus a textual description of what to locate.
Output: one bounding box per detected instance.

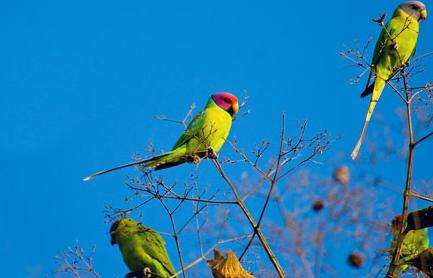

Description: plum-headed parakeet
[351,1,427,159]
[110,218,177,278]
[84,92,239,181]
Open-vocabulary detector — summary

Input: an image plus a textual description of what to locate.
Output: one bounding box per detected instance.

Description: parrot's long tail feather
[351,78,386,160]
[83,153,172,181]
[83,159,152,181]
[351,120,370,160]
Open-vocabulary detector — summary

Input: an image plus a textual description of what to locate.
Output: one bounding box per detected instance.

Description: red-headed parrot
[84,92,239,181]
[110,218,177,278]
[351,1,427,160]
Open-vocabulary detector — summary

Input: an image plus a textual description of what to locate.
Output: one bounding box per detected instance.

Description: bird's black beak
[228,107,235,117]
[110,234,117,246]
[109,220,120,246]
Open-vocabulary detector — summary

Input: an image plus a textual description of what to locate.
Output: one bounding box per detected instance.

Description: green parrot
[351,1,427,160]
[389,229,429,276]
[83,92,239,181]
[110,218,177,278]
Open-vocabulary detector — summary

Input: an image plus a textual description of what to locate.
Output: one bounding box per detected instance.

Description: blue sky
[1,0,432,277]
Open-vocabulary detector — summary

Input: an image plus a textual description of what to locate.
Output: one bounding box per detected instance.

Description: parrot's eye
[411,4,419,10]
[223,97,231,103]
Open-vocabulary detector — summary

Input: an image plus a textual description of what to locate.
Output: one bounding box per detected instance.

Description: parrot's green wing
[171,111,207,150]
[372,15,418,76]
[360,22,399,98]
[360,17,416,99]
[138,226,176,275]
[372,21,398,66]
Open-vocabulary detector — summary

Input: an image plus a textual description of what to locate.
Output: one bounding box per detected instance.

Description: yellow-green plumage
[351,2,427,159]
[144,99,233,169]
[83,93,238,181]
[110,218,177,278]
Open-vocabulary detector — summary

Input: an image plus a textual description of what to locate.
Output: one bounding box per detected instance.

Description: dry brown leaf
[333,166,350,185]
[207,249,255,278]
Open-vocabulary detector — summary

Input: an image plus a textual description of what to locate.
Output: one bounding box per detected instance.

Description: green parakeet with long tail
[351,1,427,159]
[83,92,239,181]
[110,218,177,278]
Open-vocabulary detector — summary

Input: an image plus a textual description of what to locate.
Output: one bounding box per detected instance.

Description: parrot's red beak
[231,102,239,115]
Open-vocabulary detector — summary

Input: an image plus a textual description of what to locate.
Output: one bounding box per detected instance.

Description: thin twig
[414,130,433,147]
[386,72,416,277]
[212,159,286,277]
[159,200,186,278]
[411,191,433,203]
[239,114,286,259]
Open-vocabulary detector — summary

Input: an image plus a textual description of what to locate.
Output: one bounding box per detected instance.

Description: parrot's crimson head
[109,218,136,245]
[212,92,239,117]
[399,1,427,21]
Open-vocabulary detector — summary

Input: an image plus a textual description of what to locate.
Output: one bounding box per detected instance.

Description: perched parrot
[351,1,427,160]
[83,92,239,181]
[110,218,177,278]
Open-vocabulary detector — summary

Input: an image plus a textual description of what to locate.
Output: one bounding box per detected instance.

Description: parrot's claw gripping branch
[186,147,218,164]
[184,147,218,165]
[143,267,152,278]
[205,147,218,160]
[185,154,201,165]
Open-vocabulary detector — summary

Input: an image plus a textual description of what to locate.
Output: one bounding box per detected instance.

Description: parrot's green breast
[113,222,177,278]
[118,235,153,271]
[185,103,232,154]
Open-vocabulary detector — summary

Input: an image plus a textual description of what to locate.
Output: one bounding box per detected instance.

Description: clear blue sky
[1,0,432,277]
